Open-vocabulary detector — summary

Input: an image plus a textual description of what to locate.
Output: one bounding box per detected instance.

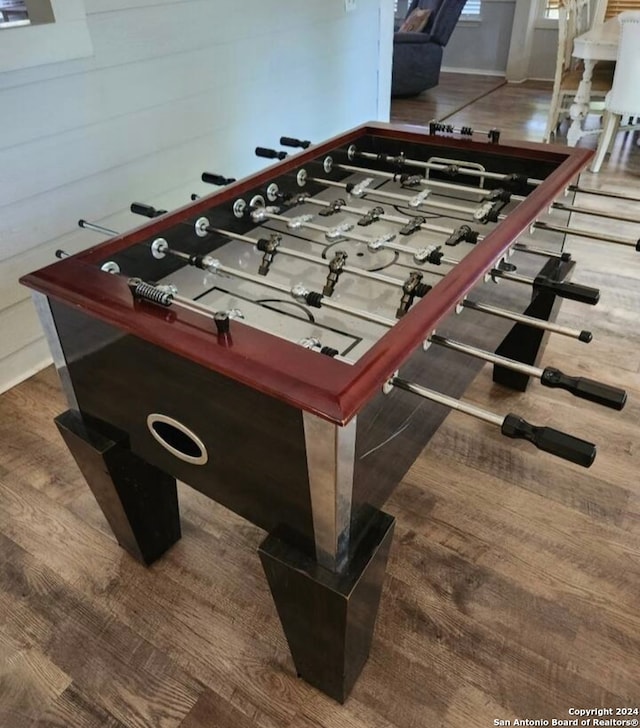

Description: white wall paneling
[0,0,391,393]
[0,0,93,74]
[0,339,51,397]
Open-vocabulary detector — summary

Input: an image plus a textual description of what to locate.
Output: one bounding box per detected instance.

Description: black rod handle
[130,202,166,218]
[279,136,311,149]
[201,172,236,186]
[255,147,287,160]
[501,414,596,467]
[533,275,600,305]
[541,368,627,410]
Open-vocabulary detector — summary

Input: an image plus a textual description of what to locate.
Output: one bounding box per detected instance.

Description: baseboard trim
[441,66,506,77]
[523,76,554,83]
[0,354,52,395]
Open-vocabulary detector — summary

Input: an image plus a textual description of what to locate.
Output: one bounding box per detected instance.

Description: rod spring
[128,278,174,307]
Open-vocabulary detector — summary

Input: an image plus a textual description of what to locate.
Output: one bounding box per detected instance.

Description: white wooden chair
[543,0,614,142]
[590,11,640,171]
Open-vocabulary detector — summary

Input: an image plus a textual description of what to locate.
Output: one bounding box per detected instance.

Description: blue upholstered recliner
[392,0,468,97]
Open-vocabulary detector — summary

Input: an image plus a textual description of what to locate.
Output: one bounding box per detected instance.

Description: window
[394,0,481,16]
[0,0,55,29]
[461,0,482,17]
[543,0,560,19]
[0,0,91,73]
[0,0,30,28]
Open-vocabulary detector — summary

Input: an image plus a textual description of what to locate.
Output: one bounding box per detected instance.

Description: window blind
[544,0,560,19]
[605,1,640,18]
[462,0,482,15]
[395,1,482,17]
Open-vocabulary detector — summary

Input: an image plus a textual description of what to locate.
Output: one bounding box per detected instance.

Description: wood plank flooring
[390,73,506,128]
[2,76,640,726]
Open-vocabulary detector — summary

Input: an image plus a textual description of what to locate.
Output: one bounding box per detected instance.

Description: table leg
[493,257,574,390]
[259,510,395,703]
[55,410,181,565]
[568,59,596,146]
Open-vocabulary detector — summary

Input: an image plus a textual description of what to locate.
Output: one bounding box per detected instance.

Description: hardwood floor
[2,76,640,726]
[390,72,506,128]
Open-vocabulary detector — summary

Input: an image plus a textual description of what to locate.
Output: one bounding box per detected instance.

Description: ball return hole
[146,414,208,465]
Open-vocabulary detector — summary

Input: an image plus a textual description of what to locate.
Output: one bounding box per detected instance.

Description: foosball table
[20,121,635,702]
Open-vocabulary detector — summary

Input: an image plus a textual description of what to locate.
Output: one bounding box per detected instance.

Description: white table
[567,16,620,146]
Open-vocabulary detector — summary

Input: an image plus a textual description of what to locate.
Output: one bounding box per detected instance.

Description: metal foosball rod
[149,239,397,328]
[151,238,597,333]
[258,142,543,189]
[299,195,570,262]
[339,150,640,229]
[393,251,600,306]
[533,220,640,250]
[76,219,594,342]
[259,143,519,202]
[312,175,493,221]
[427,333,626,410]
[393,254,600,307]
[163,233,599,375]
[114,242,601,399]
[567,183,640,204]
[243,148,635,256]
[549,200,640,225]
[312,174,640,249]
[460,299,592,343]
[125,257,612,411]
[388,376,596,468]
[127,250,614,412]
[264,144,637,226]
[296,342,600,468]
[78,219,119,236]
[297,191,469,237]
[275,138,640,210]
[200,224,593,342]
[250,206,461,266]
[346,144,545,187]
[487,267,599,305]
[350,146,640,208]
[249,207,600,305]
[127,277,244,322]
[126,186,567,267]
[334,161,640,225]
[200,225,409,292]
[256,148,508,221]
[296,335,598,467]
[334,162,521,203]
[428,120,501,143]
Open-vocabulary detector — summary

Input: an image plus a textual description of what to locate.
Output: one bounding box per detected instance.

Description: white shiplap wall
[0,0,393,393]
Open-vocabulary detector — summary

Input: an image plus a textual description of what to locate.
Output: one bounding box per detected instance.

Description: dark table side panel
[50,300,315,555]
